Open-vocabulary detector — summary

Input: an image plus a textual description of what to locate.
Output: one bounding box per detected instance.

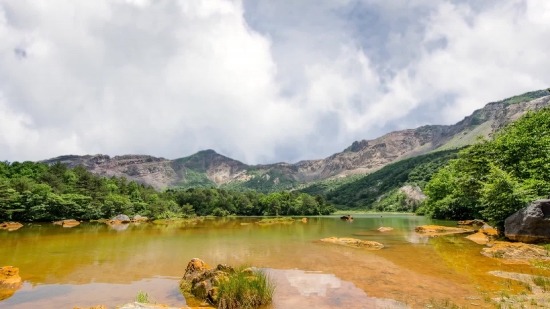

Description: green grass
[135,290,149,303]
[532,276,550,291]
[217,267,275,309]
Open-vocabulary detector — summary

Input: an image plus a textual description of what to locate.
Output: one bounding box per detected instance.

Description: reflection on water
[269,269,408,309]
[1,215,548,308]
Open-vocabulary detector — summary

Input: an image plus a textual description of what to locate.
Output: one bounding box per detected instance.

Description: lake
[0,215,543,308]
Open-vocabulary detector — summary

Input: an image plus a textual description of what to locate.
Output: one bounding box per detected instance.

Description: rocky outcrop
[0,222,23,231]
[320,237,384,249]
[53,219,80,228]
[41,92,550,190]
[481,241,550,264]
[504,199,550,243]
[0,266,22,301]
[415,225,474,237]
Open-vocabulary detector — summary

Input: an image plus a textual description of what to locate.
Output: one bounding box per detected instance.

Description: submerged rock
[377,227,394,232]
[415,225,473,237]
[320,237,384,249]
[505,199,550,243]
[481,241,550,264]
[53,219,80,228]
[0,222,23,231]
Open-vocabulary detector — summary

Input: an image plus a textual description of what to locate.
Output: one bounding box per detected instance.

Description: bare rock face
[41,93,550,189]
[505,199,550,243]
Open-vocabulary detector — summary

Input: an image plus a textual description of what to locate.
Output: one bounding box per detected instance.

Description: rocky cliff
[42,90,550,190]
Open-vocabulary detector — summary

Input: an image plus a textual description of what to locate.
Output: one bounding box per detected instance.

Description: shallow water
[1,215,547,308]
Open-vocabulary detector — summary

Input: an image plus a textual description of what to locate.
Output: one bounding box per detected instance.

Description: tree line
[0,161,334,222]
[419,107,550,228]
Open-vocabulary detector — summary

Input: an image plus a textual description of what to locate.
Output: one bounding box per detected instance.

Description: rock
[320,237,384,250]
[180,258,237,305]
[301,218,308,223]
[0,266,22,301]
[415,225,473,237]
[113,214,131,223]
[340,215,353,221]
[481,241,550,264]
[457,219,485,227]
[480,224,498,236]
[377,227,394,232]
[504,199,550,243]
[132,215,148,222]
[466,232,490,245]
[53,219,80,228]
[0,222,23,231]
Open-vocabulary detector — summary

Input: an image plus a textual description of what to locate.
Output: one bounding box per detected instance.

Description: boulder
[340,215,353,221]
[53,219,80,228]
[0,222,23,231]
[505,199,550,243]
[113,214,131,223]
[320,237,384,249]
[132,215,148,222]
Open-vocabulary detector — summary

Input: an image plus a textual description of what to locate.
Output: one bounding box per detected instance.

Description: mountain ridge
[41,89,550,191]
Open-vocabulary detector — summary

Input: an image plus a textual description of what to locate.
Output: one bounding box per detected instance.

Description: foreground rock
[0,266,22,301]
[505,199,550,243]
[481,241,550,264]
[0,222,23,231]
[180,258,272,308]
[320,237,384,249]
[415,225,473,237]
[53,219,80,228]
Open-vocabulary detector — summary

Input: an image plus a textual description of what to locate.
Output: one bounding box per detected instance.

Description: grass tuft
[135,290,149,303]
[532,276,550,291]
[217,267,275,309]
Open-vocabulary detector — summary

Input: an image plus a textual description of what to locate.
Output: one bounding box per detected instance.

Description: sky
[0,0,549,164]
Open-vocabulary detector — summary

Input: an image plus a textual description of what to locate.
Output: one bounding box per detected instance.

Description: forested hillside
[419,108,550,227]
[301,149,459,210]
[0,162,333,222]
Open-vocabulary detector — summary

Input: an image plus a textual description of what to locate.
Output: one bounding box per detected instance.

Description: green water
[0,215,544,308]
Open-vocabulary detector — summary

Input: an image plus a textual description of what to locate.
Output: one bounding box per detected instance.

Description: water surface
[1,215,546,308]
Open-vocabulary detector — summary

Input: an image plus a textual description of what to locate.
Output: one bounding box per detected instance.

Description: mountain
[42,89,550,191]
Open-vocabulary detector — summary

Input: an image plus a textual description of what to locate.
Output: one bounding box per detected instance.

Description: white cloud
[0,0,549,164]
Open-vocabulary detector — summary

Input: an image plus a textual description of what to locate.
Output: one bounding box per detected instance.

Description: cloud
[0,0,549,164]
